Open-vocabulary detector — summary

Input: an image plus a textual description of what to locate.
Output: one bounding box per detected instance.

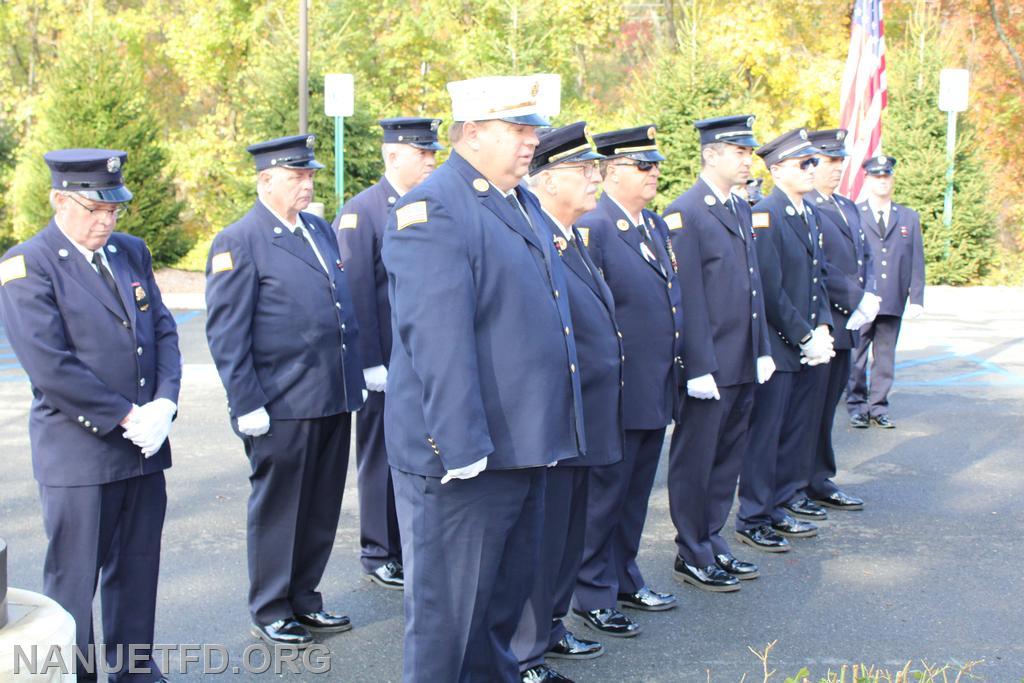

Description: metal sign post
[324,74,355,211]
[938,69,970,237]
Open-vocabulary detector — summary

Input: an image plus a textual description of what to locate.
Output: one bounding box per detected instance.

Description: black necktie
[636,221,665,276]
[726,197,746,240]
[92,252,119,299]
[507,192,546,246]
[877,210,886,235]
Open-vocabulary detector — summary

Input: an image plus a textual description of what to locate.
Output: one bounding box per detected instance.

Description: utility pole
[298,0,309,133]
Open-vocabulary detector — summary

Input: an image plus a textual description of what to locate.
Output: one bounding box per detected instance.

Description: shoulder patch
[338,213,358,230]
[0,254,27,285]
[578,227,590,246]
[396,201,428,231]
[752,212,770,229]
[664,212,683,231]
[211,251,234,274]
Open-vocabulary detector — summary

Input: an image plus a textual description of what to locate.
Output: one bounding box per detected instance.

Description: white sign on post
[324,73,355,117]
[938,69,969,113]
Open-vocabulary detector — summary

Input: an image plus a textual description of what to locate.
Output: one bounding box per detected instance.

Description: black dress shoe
[545,630,604,660]
[672,556,740,592]
[871,414,896,429]
[368,560,404,590]
[784,498,828,520]
[812,490,864,510]
[295,610,353,633]
[616,586,677,611]
[715,553,760,580]
[849,413,870,428]
[571,608,642,637]
[771,515,818,538]
[251,618,314,647]
[522,664,574,683]
[734,526,791,553]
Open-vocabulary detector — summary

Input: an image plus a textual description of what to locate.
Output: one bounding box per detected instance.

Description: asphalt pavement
[1,286,1022,682]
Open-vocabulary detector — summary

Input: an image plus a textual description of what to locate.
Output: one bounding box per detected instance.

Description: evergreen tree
[6,24,190,266]
[884,7,996,284]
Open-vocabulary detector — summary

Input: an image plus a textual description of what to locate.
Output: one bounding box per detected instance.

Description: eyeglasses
[552,162,599,179]
[798,157,820,170]
[614,160,660,172]
[66,192,128,219]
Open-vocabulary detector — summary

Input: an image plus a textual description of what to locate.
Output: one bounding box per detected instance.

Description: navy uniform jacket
[807,189,874,349]
[334,177,397,370]
[857,201,925,317]
[205,201,365,420]
[580,193,684,430]
[0,222,181,486]
[539,214,624,468]
[663,178,770,387]
[751,190,833,372]
[381,151,586,477]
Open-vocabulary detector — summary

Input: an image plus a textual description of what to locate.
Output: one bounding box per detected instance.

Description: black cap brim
[410,141,445,151]
[864,169,893,176]
[79,186,133,203]
[718,135,760,149]
[530,149,604,176]
[778,145,822,161]
[281,159,325,170]
[623,149,666,163]
[500,113,551,127]
[817,149,848,158]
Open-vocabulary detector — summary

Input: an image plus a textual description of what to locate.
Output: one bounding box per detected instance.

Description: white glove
[237,406,270,437]
[122,398,176,457]
[904,303,924,320]
[800,325,835,366]
[686,374,720,400]
[846,292,881,330]
[363,365,388,392]
[756,355,776,384]
[441,456,488,484]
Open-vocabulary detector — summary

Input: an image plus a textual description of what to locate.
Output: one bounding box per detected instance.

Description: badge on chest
[132,282,150,312]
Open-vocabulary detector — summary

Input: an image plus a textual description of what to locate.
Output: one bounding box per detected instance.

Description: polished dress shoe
[871,414,896,429]
[368,560,404,590]
[849,413,870,428]
[771,515,818,538]
[295,610,353,633]
[616,585,677,611]
[522,664,574,682]
[672,556,740,592]
[812,490,864,511]
[715,553,760,580]
[735,526,790,553]
[784,498,828,520]
[572,608,642,637]
[545,630,604,660]
[251,618,314,647]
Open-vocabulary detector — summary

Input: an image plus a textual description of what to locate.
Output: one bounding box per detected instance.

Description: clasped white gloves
[904,303,924,320]
[122,398,177,457]
[756,355,776,384]
[800,325,836,366]
[441,456,488,485]
[363,365,388,392]
[846,292,882,330]
[686,374,720,400]
[237,406,271,437]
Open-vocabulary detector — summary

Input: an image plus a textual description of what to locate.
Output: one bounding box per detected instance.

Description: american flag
[838,0,887,201]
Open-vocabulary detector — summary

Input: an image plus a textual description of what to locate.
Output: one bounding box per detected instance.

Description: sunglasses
[614,160,660,172]
[798,157,820,171]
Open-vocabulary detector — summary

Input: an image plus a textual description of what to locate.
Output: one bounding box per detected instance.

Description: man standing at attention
[205,134,365,648]
[335,117,443,590]
[382,76,585,683]
[662,115,772,593]
[848,155,925,429]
